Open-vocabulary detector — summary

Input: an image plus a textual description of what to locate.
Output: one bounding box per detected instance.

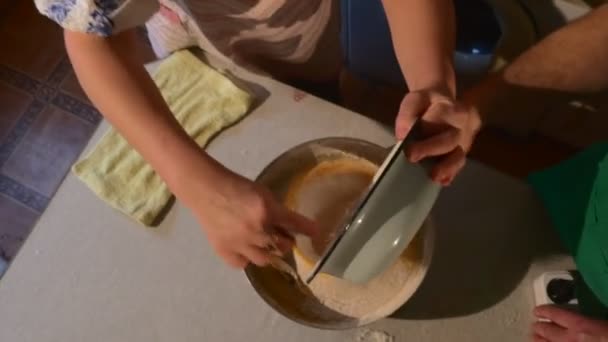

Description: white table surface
[0,55,574,342]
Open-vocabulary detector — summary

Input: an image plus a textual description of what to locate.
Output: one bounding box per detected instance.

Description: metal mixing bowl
[244,137,435,329]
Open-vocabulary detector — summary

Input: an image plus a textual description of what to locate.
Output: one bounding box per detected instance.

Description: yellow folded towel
[72,50,253,226]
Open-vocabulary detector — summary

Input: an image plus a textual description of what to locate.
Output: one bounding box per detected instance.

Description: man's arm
[503,4,608,93]
[466,4,608,134]
[381,0,456,96]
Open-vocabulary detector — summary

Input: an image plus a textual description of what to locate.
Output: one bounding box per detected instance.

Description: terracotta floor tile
[0,173,49,212]
[0,1,65,80]
[0,193,39,260]
[51,93,101,125]
[2,105,95,197]
[60,71,90,104]
[0,83,32,143]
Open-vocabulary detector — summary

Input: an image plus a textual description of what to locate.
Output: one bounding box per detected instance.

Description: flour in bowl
[293,241,421,319]
[284,156,424,320]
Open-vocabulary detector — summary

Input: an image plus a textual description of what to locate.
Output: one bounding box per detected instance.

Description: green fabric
[528,142,608,318]
[575,271,608,318]
[72,50,253,226]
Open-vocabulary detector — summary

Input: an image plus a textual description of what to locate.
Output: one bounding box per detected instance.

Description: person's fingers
[250,232,275,250]
[221,252,248,269]
[273,205,318,237]
[396,92,429,140]
[273,232,295,253]
[533,322,567,341]
[406,128,460,163]
[430,147,466,185]
[242,245,271,267]
[249,230,294,255]
[420,99,454,122]
[535,305,588,330]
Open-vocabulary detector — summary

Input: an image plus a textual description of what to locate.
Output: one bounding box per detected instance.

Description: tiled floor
[0,1,155,266]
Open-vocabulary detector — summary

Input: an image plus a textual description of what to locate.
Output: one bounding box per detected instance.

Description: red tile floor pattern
[0,1,154,266]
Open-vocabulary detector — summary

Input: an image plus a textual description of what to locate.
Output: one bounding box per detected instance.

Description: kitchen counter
[0,53,573,341]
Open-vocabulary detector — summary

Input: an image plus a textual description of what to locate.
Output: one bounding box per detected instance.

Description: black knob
[547,278,575,305]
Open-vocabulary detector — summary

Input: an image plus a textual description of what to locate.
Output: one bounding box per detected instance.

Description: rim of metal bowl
[243,137,434,330]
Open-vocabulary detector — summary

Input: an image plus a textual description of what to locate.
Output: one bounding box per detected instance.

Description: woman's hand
[64,30,317,270]
[533,305,608,342]
[395,87,481,186]
[182,162,318,269]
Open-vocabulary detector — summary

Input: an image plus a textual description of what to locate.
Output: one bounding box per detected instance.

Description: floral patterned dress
[34,0,341,80]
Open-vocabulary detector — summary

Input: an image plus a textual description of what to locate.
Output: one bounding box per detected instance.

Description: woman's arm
[65,29,315,267]
[65,30,221,200]
[381,0,471,186]
[381,0,456,96]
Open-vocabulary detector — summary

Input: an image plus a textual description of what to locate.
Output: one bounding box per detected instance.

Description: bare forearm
[382,0,456,96]
[503,4,608,92]
[64,30,223,200]
[465,5,608,133]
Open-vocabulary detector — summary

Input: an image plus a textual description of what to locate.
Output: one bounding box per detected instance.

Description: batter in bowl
[284,155,424,319]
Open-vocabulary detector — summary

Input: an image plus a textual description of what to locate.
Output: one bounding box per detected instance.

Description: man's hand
[395,87,481,186]
[533,305,608,342]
